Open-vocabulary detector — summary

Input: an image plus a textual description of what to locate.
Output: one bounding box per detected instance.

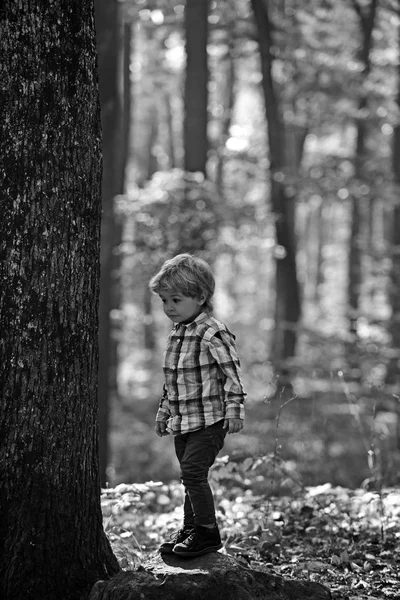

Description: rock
[89,551,332,600]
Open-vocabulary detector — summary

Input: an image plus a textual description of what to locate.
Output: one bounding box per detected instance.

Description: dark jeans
[174,420,227,526]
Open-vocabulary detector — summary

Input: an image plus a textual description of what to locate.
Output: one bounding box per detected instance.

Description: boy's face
[159,290,205,324]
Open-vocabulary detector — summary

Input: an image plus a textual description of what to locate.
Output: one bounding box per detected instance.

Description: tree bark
[184,0,211,175]
[250,0,301,370]
[0,2,120,599]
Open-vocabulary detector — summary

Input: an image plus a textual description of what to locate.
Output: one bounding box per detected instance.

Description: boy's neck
[181,309,205,325]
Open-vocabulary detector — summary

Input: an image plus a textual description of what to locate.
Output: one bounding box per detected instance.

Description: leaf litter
[101,462,400,600]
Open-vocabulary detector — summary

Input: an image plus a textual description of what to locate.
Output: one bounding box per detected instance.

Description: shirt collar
[174,311,209,331]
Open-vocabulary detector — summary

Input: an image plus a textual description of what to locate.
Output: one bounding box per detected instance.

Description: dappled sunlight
[102,473,400,597]
[5,0,400,597]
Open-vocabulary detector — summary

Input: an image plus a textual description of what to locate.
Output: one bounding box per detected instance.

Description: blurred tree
[128,7,183,184]
[128,0,218,258]
[131,171,219,264]
[164,89,177,168]
[95,0,131,484]
[213,21,237,198]
[347,0,378,338]
[120,17,133,186]
[141,27,160,351]
[139,0,216,349]
[250,0,301,372]
[184,0,210,174]
[141,102,159,352]
[0,1,120,598]
[387,0,400,390]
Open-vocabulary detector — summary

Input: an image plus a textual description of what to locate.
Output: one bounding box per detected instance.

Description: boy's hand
[223,418,244,434]
[155,421,170,437]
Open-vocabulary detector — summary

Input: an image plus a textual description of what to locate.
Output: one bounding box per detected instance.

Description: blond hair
[149,254,215,312]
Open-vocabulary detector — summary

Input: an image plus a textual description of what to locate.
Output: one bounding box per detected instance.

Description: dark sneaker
[158,525,195,554]
[172,524,222,557]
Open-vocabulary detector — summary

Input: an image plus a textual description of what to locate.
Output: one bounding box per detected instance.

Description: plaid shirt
[156,312,246,435]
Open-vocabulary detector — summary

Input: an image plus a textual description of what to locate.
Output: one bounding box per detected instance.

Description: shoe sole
[172,543,222,557]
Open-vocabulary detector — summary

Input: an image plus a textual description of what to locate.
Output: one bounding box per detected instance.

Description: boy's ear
[197,294,207,306]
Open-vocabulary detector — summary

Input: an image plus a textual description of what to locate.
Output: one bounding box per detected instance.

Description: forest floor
[102,474,400,600]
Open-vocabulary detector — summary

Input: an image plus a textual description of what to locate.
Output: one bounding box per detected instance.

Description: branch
[351,0,363,20]
[351,0,379,33]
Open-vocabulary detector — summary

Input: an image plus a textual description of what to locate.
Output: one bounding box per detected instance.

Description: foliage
[118,0,400,362]
[116,170,220,268]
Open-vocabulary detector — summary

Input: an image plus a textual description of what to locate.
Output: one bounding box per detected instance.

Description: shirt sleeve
[156,383,170,422]
[207,329,246,420]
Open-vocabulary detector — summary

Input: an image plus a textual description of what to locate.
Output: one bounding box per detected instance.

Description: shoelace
[169,529,182,540]
[169,527,192,541]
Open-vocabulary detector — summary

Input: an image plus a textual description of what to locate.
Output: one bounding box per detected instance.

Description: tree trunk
[386,1,400,392]
[250,0,301,371]
[314,199,326,303]
[120,19,133,188]
[348,191,363,336]
[143,285,156,351]
[164,91,177,169]
[347,0,378,337]
[303,197,324,305]
[215,32,236,198]
[0,2,120,599]
[146,104,159,179]
[184,0,210,175]
[95,0,127,486]
[142,105,159,350]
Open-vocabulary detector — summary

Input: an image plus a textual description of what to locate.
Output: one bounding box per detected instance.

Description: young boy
[149,253,246,558]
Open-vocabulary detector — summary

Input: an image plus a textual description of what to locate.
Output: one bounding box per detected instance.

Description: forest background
[97,0,400,503]
[2,1,400,598]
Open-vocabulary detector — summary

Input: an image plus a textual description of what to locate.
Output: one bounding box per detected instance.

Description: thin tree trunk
[303,197,324,304]
[314,200,326,303]
[143,286,156,351]
[120,20,133,188]
[348,193,363,336]
[146,105,159,179]
[250,0,301,371]
[164,91,177,169]
[347,0,378,336]
[387,1,400,393]
[184,0,210,175]
[143,105,159,351]
[215,35,236,197]
[95,0,126,486]
[0,2,120,598]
